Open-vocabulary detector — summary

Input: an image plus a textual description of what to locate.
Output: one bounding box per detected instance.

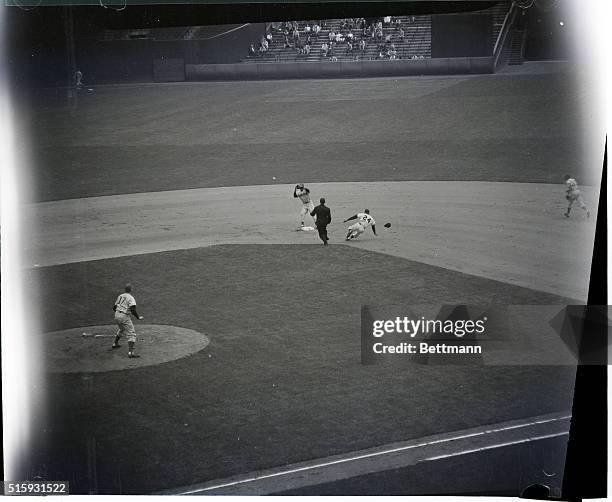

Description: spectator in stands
[304,43,311,56]
[259,36,268,54]
[346,40,353,54]
[304,23,311,33]
[321,42,329,58]
[283,31,291,48]
[249,43,256,57]
[359,38,366,54]
[329,30,335,42]
[306,33,312,46]
[313,23,321,37]
[385,33,392,45]
[376,49,385,60]
[346,31,354,41]
[266,32,273,45]
[383,16,391,25]
[335,31,343,43]
[395,18,402,31]
[295,38,303,54]
[398,27,405,41]
[387,44,397,60]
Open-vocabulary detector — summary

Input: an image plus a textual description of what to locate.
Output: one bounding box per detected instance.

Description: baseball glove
[384,222,391,228]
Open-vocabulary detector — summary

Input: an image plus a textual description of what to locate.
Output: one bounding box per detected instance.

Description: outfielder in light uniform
[563,175,590,219]
[344,209,377,240]
[293,183,315,228]
[112,283,144,358]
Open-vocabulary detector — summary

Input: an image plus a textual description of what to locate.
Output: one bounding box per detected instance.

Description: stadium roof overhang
[6,1,502,28]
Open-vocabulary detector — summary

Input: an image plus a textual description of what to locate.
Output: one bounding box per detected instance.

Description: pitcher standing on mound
[112,283,144,358]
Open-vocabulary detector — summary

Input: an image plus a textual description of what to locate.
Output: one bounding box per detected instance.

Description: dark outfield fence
[186,57,494,81]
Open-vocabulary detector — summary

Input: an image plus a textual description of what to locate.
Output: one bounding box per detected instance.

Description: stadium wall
[74,24,266,84]
[185,57,494,80]
[431,13,493,57]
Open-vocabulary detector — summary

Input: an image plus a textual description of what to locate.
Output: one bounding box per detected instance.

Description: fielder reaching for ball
[293,183,316,228]
[563,174,590,219]
[344,209,377,240]
[112,283,144,358]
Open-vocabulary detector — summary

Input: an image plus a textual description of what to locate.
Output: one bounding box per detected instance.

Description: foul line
[423,431,569,462]
[176,413,570,494]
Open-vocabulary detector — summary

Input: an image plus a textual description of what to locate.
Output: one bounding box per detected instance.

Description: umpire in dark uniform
[310,197,332,245]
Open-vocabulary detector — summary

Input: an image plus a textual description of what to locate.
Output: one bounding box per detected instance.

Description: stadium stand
[242,17,433,63]
[242,3,510,64]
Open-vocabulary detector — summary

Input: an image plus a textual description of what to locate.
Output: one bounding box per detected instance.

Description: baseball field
[21,62,600,494]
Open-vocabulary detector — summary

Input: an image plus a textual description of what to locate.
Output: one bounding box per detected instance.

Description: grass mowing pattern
[28,71,590,202]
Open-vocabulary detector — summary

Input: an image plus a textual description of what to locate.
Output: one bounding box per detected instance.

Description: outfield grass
[31,245,576,494]
[26,70,593,202]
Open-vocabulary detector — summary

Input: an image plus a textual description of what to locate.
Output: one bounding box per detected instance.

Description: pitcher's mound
[45,324,210,374]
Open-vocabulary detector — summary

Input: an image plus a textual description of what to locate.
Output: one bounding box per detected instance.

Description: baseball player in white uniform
[563,174,590,219]
[344,209,377,240]
[112,283,144,358]
[293,183,316,228]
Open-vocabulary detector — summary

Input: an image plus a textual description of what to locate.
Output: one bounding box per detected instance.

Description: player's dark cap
[320,197,326,204]
[125,283,132,292]
[364,208,370,214]
[563,174,571,180]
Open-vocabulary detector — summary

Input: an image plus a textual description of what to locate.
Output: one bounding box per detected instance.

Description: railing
[493,2,514,55]
[493,3,517,69]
